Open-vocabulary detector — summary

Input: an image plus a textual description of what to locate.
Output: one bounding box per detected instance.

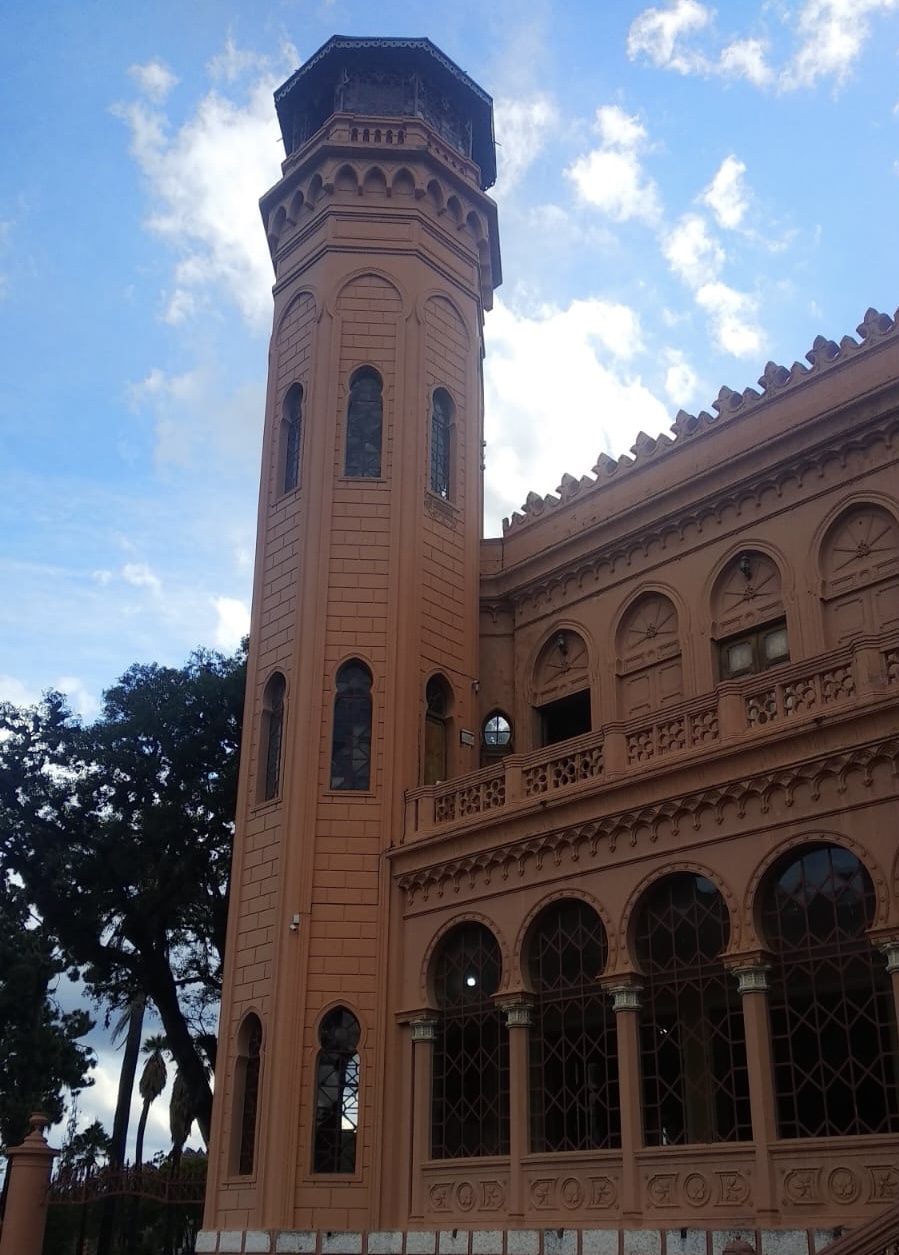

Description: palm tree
[135,1033,168,1168]
[169,1068,196,1167]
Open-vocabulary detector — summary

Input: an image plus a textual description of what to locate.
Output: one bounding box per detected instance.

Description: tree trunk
[97,994,146,1255]
[134,1098,151,1169]
[143,946,213,1144]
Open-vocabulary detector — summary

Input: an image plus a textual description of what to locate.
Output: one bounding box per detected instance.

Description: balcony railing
[404,634,898,839]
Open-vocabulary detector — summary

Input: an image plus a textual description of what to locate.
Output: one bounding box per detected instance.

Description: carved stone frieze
[528,1174,618,1211]
[426,1178,506,1213]
[644,1169,751,1210]
[397,737,899,910]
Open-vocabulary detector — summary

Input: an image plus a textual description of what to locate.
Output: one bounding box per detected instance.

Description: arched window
[481,711,512,767]
[430,388,454,499]
[330,661,373,791]
[616,593,682,719]
[431,922,508,1158]
[232,1013,262,1176]
[760,843,899,1138]
[313,1006,360,1173]
[820,504,899,646]
[344,367,383,477]
[636,874,751,1145]
[260,672,286,802]
[533,629,591,746]
[423,674,451,784]
[281,383,303,493]
[712,551,789,679]
[528,900,619,1152]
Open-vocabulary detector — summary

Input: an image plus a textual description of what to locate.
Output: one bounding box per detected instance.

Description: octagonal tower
[203,36,501,1243]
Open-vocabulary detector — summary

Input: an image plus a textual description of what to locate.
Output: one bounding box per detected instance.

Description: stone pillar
[608,981,643,1220]
[408,1016,438,1221]
[500,997,533,1219]
[0,1113,58,1255]
[730,962,778,1219]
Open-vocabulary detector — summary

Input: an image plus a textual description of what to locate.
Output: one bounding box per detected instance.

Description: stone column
[408,1016,438,1221]
[0,1113,58,1255]
[608,981,643,1220]
[500,997,533,1219]
[876,939,899,1037]
[730,962,778,1219]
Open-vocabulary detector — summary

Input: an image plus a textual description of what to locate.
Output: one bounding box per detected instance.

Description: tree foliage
[0,875,95,1148]
[0,646,246,1144]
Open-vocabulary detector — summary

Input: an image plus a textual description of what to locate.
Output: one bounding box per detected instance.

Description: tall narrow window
[345,367,383,477]
[282,383,303,493]
[431,922,509,1158]
[261,672,286,802]
[233,1013,262,1176]
[761,844,899,1138]
[636,874,751,1145]
[313,1006,361,1173]
[423,674,451,784]
[528,900,620,1152]
[330,660,373,790]
[430,388,454,499]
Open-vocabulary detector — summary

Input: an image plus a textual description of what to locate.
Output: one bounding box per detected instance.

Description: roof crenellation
[501,306,899,536]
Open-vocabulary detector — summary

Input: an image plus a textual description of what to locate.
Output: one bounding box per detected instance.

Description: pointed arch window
[282,383,303,493]
[430,388,454,499]
[233,1013,262,1176]
[431,922,509,1158]
[423,674,451,784]
[345,367,383,477]
[636,873,751,1145]
[761,843,899,1137]
[313,1007,360,1173]
[260,672,286,802]
[330,660,373,791]
[528,899,620,1152]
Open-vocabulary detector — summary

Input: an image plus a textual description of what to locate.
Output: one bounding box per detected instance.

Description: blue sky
[2,0,899,1154]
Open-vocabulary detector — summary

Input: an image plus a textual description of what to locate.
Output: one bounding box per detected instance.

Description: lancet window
[344,367,383,477]
[281,383,303,493]
[528,899,620,1152]
[313,1006,361,1173]
[712,551,790,679]
[234,1013,262,1176]
[330,660,373,791]
[431,922,509,1159]
[760,843,899,1138]
[533,629,591,747]
[260,672,286,802]
[429,387,454,499]
[636,873,751,1145]
[423,674,451,785]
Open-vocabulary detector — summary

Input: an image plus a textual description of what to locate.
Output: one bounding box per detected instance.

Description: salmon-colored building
[200,36,899,1255]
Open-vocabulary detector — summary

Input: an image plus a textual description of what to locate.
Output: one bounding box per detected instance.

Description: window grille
[430,388,453,499]
[237,1015,262,1176]
[431,923,509,1158]
[345,368,383,477]
[761,844,899,1138]
[330,661,373,790]
[313,1007,361,1173]
[636,874,751,1145]
[528,900,620,1151]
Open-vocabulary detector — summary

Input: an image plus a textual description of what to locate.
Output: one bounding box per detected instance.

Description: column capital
[495,996,533,1028]
[606,981,643,1013]
[876,938,899,973]
[409,1016,439,1043]
[730,963,771,995]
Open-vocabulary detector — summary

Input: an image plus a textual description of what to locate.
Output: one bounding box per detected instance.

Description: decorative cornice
[396,736,899,907]
[501,308,899,541]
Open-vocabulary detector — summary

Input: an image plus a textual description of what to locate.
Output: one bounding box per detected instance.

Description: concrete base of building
[194,1228,844,1255]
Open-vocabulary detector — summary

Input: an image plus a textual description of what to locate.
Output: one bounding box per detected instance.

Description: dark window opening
[430,388,454,499]
[261,673,286,802]
[235,1014,262,1176]
[423,675,451,785]
[718,618,789,680]
[282,383,303,493]
[538,689,591,746]
[345,367,383,477]
[313,1007,360,1173]
[761,844,899,1138]
[431,923,509,1159]
[528,900,620,1152]
[330,660,373,791]
[636,874,751,1146]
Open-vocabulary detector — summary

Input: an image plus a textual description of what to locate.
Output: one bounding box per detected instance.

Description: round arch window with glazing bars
[313,1006,361,1173]
[760,843,899,1138]
[635,873,751,1145]
[430,922,508,1159]
[527,899,620,1152]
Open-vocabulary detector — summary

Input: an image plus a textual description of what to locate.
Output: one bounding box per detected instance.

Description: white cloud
[783,0,899,89]
[662,213,725,287]
[128,60,179,102]
[483,297,670,532]
[566,106,661,224]
[627,0,713,74]
[0,674,41,707]
[719,38,774,87]
[701,155,750,230]
[662,349,700,407]
[122,562,162,595]
[54,677,100,720]
[493,94,560,193]
[114,42,295,330]
[212,596,250,650]
[695,282,763,357]
[207,36,275,83]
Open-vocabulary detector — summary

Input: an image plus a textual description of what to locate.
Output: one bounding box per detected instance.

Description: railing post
[853,639,887,697]
[716,682,745,738]
[0,1113,58,1255]
[504,758,523,804]
[602,725,627,776]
